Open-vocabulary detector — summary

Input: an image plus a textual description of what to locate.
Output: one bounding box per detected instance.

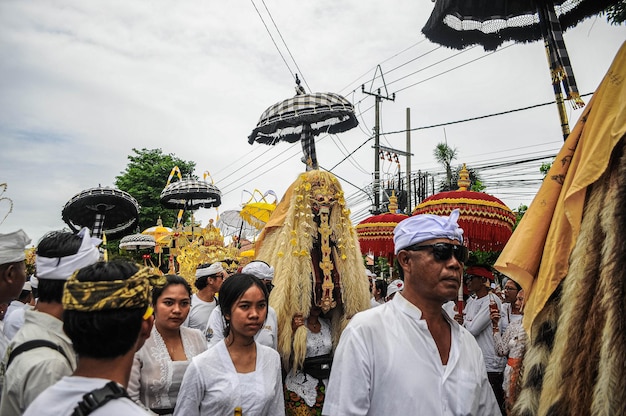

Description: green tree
[445,164,485,192]
[115,148,196,232]
[513,204,528,231]
[433,142,458,191]
[540,161,552,178]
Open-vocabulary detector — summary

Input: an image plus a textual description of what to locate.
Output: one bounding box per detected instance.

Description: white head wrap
[0,229,31,265]
[242,261,274,281]
[195,262,224,279]
[387,279,404,297]
[30,276,39,289]
[36,227,101,281]
[393,209,464,255]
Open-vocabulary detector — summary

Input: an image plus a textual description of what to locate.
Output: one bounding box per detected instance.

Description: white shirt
[284,318,332,406]
[0,309,77,415]
[463,293,507,373]
[174,341,285,416]
[3,301,30,340]
[128,325,207,414]
[500,302,523,334]
[322,293,500,416]
[206,305,278,350]
[23,376,148,416]
[184,293,217,333]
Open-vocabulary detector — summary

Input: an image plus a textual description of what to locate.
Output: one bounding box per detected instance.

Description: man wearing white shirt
[184,262,224,334]
[323,209,500,416]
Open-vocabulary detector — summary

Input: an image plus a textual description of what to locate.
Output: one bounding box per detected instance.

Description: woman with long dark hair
[174,273,284,416]
[128,274,206,415]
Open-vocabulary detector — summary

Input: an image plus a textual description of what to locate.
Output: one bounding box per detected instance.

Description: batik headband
[63,267,166,312]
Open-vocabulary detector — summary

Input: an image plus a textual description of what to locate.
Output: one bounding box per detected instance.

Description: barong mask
[307,173,342,313]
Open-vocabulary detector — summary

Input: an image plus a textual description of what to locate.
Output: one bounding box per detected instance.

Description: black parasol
[62,186,139,239]
[248,76,358,170]
[160,178,222,210]
[421,0,616,139]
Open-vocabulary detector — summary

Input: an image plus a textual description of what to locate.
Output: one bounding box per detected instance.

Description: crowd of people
[0,208,528,415]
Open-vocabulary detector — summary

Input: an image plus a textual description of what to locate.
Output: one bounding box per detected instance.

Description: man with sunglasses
[323,209,500,416]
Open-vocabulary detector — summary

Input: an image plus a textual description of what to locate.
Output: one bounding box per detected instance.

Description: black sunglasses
[404,242,469,263]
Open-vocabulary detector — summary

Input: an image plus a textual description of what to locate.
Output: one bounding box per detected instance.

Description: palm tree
[433,142,458,191]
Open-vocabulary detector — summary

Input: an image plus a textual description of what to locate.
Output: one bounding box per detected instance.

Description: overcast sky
[1,1,624,245]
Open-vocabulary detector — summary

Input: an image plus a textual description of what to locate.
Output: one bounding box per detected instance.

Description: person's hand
[454,313,464,325]
[291,313,304,332]
[490,309,500,324]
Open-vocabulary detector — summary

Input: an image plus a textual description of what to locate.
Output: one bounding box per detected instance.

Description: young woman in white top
[128,274,206,415]
[174,273,285,416]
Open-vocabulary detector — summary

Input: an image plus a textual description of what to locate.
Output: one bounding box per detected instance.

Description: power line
[259,0,311,91]
[249,0,295,81]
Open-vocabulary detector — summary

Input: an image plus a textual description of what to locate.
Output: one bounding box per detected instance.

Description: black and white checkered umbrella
[160,178,221,210]
[62,186,139,239]
[421,0,615,140]
[248,84,358,170]
[119,233,156,251]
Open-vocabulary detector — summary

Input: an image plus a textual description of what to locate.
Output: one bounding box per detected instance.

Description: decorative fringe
[256,171,371,372]
[512,138,626,416]
[412,190,516,252]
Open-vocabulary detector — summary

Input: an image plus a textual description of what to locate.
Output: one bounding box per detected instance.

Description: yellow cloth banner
[495,41,626,337]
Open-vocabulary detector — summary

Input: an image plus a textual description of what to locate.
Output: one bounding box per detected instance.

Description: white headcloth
[387,279,404,297]
[0,229,31,264]
[36,227,101,281]
[195,262,224,279]
[393,209,464,255]
[242,261,274,281]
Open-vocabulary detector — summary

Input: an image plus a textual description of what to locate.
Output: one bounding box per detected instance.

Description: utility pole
[406,108,411,213]
[362,83,395,214]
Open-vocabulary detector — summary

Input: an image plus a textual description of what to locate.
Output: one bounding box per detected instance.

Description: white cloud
[1,0,624,244]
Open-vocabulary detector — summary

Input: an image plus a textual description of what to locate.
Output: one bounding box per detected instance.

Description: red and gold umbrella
[412,165,516,252]
[356,191,408,262]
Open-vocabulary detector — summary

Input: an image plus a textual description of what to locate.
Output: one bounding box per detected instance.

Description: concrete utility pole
[362,85,395,214]
[406,108,411,213]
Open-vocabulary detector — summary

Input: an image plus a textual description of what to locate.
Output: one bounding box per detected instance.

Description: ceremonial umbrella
[216,210,258,240]
[412,166,516,252]
[62,186,139,239]
[141,217,172,241]
[141,217,172,254]
[356,191,408,263]
[119,233,156,251]
[422,0,615,139]
[248,76,358,170]
[160,177,221,238]
[239,190,278,231]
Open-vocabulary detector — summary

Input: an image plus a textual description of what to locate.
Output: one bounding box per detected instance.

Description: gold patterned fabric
[63,267,165,312]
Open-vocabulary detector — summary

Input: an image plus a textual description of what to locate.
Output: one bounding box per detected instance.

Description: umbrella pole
[543,40,571,141]
[301,124,318,170]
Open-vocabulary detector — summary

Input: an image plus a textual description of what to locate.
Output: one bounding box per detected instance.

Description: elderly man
[0,230,30,304]
[184,262,225,334]
[0,228,100,415]
[322,209,500,415]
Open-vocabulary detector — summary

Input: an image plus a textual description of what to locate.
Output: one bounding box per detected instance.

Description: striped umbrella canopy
[119,233,156,251]
[248,76,358,170]
[421,0,615,140]
[62,186,139,239]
